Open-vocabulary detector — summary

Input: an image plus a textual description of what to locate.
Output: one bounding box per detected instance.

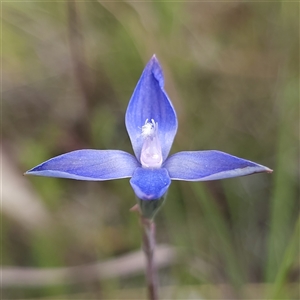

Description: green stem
[141,217,159,300]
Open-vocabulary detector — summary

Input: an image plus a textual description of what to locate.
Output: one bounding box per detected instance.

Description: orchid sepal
[125,55,178,163]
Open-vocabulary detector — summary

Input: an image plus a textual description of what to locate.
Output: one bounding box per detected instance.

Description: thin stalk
[141,216,159,300]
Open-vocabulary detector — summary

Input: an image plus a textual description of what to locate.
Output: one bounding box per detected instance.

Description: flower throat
[140,119,163,168]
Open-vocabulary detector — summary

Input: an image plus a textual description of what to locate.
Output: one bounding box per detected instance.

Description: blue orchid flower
[26,55,272,212]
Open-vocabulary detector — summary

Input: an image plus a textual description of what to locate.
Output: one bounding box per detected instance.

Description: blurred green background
[2,1,299,299]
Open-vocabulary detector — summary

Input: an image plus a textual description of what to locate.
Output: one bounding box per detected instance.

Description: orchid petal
[130,167,171,200]
[125,55,178,162]
[25,150,139,181]
[164,150,272,181]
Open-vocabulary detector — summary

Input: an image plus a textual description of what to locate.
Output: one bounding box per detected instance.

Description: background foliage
[2,1,299,299]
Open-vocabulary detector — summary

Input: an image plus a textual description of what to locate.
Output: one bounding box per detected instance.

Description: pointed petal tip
[250,165,273,175]
[149,54,161,70]
[257,164,273,174]
[151,54,158,61]
[24,169,43,176]
[266,167,273,173]
[24,170,32,176]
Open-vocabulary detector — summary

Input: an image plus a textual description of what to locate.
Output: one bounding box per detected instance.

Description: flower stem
[141,216,159,300]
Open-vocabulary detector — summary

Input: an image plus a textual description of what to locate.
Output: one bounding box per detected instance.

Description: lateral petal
[25,150,139,181]
[164,150,272,181]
